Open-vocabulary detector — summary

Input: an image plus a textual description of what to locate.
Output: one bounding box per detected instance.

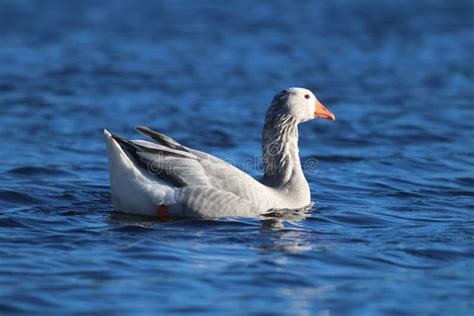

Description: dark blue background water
[1,0,473,314]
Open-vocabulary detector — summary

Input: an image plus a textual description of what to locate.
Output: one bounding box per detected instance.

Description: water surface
[0,0,473,314]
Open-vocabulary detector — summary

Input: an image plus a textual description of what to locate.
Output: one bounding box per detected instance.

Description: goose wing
[135,127,269,198]
[111,134,211,187]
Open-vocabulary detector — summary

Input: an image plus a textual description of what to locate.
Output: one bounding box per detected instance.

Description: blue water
[1,0,473,314]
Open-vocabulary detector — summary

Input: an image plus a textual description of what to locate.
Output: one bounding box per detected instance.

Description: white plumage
[104,87,335,219]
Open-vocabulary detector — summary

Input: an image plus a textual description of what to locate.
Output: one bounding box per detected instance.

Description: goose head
[268,87,335,123]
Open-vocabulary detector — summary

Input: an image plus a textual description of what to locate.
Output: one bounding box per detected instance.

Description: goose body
[104,88,335,219]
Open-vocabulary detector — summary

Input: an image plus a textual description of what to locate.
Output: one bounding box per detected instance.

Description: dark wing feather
[111,133,209,187]
[135,126,190,152]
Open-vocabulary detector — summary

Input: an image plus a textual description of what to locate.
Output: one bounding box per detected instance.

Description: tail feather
[104,129,176,216]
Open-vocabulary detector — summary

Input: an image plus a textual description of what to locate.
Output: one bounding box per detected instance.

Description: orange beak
[314,100,336,121]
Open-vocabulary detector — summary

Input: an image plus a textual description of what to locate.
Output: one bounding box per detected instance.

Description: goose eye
[304,94,310,99]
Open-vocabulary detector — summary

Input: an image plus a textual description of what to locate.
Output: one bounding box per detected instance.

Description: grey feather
[112,133,206,187]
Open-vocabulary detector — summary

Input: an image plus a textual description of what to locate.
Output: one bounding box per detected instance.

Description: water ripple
[0,0,473,314]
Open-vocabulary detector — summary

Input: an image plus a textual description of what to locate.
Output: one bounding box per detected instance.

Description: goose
[104,87,335,219]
